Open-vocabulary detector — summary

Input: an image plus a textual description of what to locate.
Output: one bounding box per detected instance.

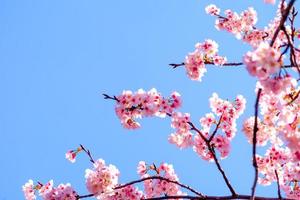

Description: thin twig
[169,62,244,69]
[102,94,120,102]
[80,144,95,164]
[208,114,223,143]
[250,88,262,200]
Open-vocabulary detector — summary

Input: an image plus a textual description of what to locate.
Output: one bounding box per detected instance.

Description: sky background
[0,0,287,199]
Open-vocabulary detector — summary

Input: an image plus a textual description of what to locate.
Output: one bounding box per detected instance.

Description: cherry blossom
[115,89,182,129]
[184,40,227,81]
[85,159,120,197]
[139,162,185,198]
[23,180,36,200]
[244,42,282,80]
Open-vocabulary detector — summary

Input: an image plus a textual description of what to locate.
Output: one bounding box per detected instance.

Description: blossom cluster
[256,145,300,199]
[115,88,181,129]
[242,80,300,198]
[168,112,194,149]
[22,180,77,200]
[184,39,227,81]
[85,159,120,198]
[168,93,246,161]
[244,42,282,80]
[193,93,246,160]
[205,5,258,40]
[137,161,185,198]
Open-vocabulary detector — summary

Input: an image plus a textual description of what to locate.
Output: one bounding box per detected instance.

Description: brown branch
[114,176,204,197]
[144,195,294,200]
[169,62,185,69]
[250,88,262,199]
[169,62,243,69]
[188,121,237,196]
[76,176,204,199]
[270,0,297,47]
[76,193,94,199]
[208,114,223,143]
[275,170,282,200]
[102,94,120,102]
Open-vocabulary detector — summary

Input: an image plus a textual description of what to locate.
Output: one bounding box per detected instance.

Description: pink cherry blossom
[137,161,147,176]
[244,42,282,79]
[115,89,182,129]
[22,180,36,200]
[184,40,227,81]
[139,162,184,198]
[264,0,276,4]
[85,159,120,197]
[205,4,220,16]
[102,185,144,200]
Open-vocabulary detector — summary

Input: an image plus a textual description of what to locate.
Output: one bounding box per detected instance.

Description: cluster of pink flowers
[242,79,300,197]
[23,180,36,200]
[264,0,276,4]
[102,185,144,200]
[85,159,120,198]
[168,112,194,149]
[23,180,77,200]
[184,39,227,81]
[168,93,246,161]
[252,81,300,156]
[65,147,82,163]
[137,161,184,198]
[255,145,300,199]
[244,42,282,80]
[194,133,230,161]
[205,4,220,16]
[209,93,246,139]
[259,75,297,94]
[193,93,246,160]
[115,89,181,129]
[206,5,257,39]
[242,116,276,146]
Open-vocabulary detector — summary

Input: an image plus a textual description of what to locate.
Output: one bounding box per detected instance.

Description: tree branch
[169,62,244,69]
[114,176,204,197]
[250,88,262,199]
[188,121,237,196]
[270,0,297,47]
[144,194,294,200]
[275,170,282,200]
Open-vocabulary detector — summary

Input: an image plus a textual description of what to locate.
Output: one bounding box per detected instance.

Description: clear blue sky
[0,0,282,199]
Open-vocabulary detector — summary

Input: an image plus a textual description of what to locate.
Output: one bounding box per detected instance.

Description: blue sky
[0,0,283,199]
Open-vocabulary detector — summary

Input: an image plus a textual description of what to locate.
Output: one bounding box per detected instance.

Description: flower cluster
[255,145,300,199]
[206,5,257,39]
[209,93,246,139]
[193,93,246,160]
[85,159,120,198]
[115,89,181,129]
[65,147,82,163]
[137,162,184,198]
[244,42,282,80]
[168,112,194,149]
[205,4,220,16]
[184,39,227,81]
[102,185,144,200]
[23,180,77,200]
[242,116,277,146]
